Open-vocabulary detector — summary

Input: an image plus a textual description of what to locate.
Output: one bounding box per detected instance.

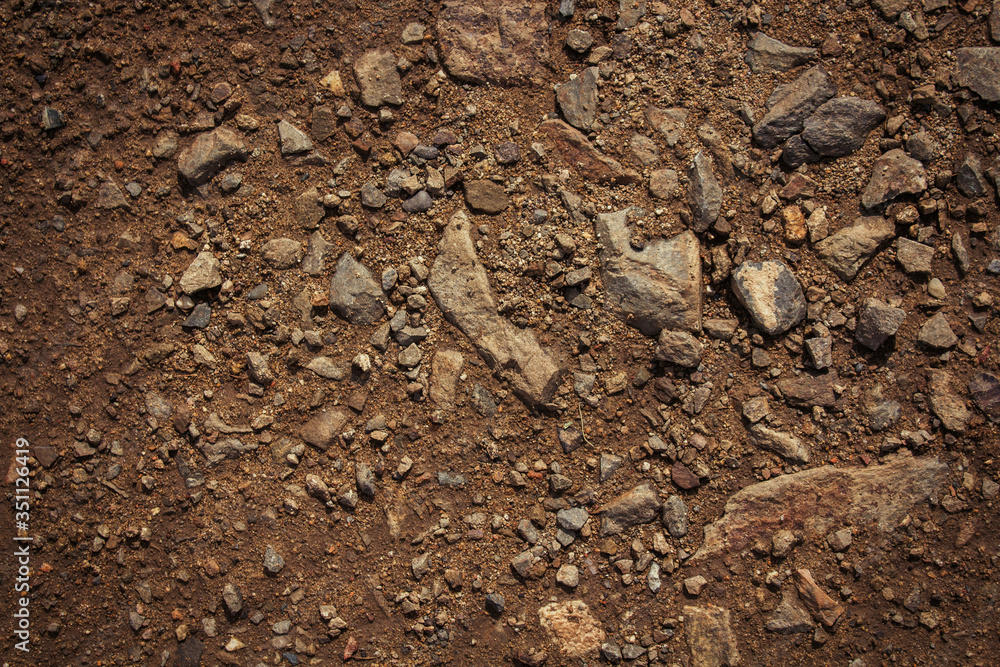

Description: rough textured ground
[1,0,999,665]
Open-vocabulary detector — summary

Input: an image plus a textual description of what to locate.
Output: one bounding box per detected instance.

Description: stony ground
[1,0,1000,665]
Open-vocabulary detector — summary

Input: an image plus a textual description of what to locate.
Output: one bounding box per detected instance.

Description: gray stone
[263,545,285,574]
[223,583,243,615]
[300,407,351,450]
[869,400,901,431]
[182,303,211,328]
[731,260,806,336]
[649,168,678,199]
[557,507,590,531]
[179,252,222,294]
[329,253,386,325]
[687,151,722,232]
[428,211,564,408]
[402,191,433,213]
[96,181,130,210]
[595,208,702,336]
[956,153,987,198]
[354,49,404,107]
[854,299,905,350]
[750,423,811,464]
[601,641,623,664]
[398,343,422,368]
[556,564,580,588]
[412,553,431,579]
[969,372,1000,422]
[599,453,623,482]
[565,29,593,53]
[801,97,886,157]
[261,238,303,269]
[906,131,938,162]
[600,481,661,536]
[305,356,344,380]
[826,528,852,552]
[41,106,65,130]
[804,337,832,369]
[361,182,387,209]
[356,463,376,496]
[661,495,688,537]
[766,587,813,634]
[645,106,689,147]
[471,383,497,416]
[655,330,703,367]
[152,131,179,159]
[556,67,599,131]
[617,0,646,30]
[694,455,949,560]
[295,187,325,229]
[955,48,1000,102]
[684,605,740,667]
[178,127,247,185]
[745,32,818,73]
[302,231,331,277]
[918,312,957,349]
[862,148,927,209]
[246,352,273,385]
[896,237,934,274]
[199,438,257,465]
[704,318,739,339]
[401,22,425,44]
[753,66,836,149]
[278,120,314,155]
[485,593,505,615]
[464,180,508,214]
[814,216,895,281]
[781,134,821,168]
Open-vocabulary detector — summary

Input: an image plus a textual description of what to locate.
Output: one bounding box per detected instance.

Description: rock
[872,0,907,19]
[645,106,689,147]
[601,641,623,665]
[306,357,344,380]
[179,252,222,294]
[869,400,901,431]
[464,180,509,214]
[688,151,722,232]
[753,66,836,149]
[223,582,243,616]
[152,131,180,159]
[861,149,927,209]
[745,32,818,73]
[278,120,314,155]
[730,261,806,336]
[955,48,1000,102]
[263,545,285,574]
[766,587,813,634]
[356,462,376,496]
[827,528,852,552]
[617,0,646,30]
[558,427,585,453]
[295,187,325,229]
[896,238,934,274]
[804,337,832,369]
[354,49,403,107]
[814,216,895,281]
[956,153,987,198]
[177,127,247,185]
[599,453,623,482]
[41,106,65,130]
[917,312,957,349]
[969,372,1000,422]
[302,231,331,276]
[661,495,689,537]
[749,424,811,464]
[429,350,464,408]
[928,370,969,432]
[649,168,678,199]
[246,352,273,385]
[556,67,599,131]
[655,330,703,367]
[906,131,938,162]
[671,462,700,490]
[566,28,593,53]
[261,238,303,269]
[694,454,949,559]
[793,569,844,628]
[397,343,422,368]
[412,553,431,579]
[781,134,821,168]
[537,120,639,184]
[599,481,662,536]
[685,575,709,597]
[854,299,905,350]
[402,191,433,213]
[800,97,886,157]
[199,438,257,465]
[595,208,702,336]
[557,507,589,531]
[538,600,605,659]
[96,181,130,210]
[777,371,837,409]
[329,253,386,325]
[300,408,351,450]
[437,0,551,85]
[684,605,740,667]
[361,182,387,209]
[428,211,565,408]
[556,564,580,588]
[176,637,204,667]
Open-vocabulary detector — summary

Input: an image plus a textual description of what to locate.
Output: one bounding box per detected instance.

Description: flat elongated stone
[745,32,817,73]
[429,350,464,408]
[354,49,403,107]
[538,601,605,659]
[750,424,810,464]
[793,569,844,628]
[688,151,722,232]
[538,120,639,184]
[556,67,599,131]
[429,211,565,408]
[731,261,806,336]
[814,216,895,281]
[300,408,351,450]
[970,372,1000,422]
[599,481,661,536]
[777,371,838,409]
[684,605,740,667]
[694,454,949,559]
[596,208,701,336]
[801,97,886,157]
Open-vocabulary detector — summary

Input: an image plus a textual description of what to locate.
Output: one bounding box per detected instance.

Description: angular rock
[688,151,722,232]
[361,183,387,209]
[684,605,740,667]
[464,180,508,214]
[631,133,660,166]
[599,453,623,482]
[861,149,927,209]
[617,0,646,30]
[429,350,464,408]
[655,330,703,367]
[438,0,551,86]
[261,238,303,269]
[300,407,351,450]
[745,32,818,73]
[263,545,285,574]
[306,356,344,380]
[928,370,969,433]
[556,67,599,131]
[970,372,1000,423]
[96,181,130,210]
[645,106,689,147]
[661,495,689,537]
[302,231,331,277]
[896,237,934,274]
[955,48,1000,102]
[556,563,580,588]
[599,481,661,536]
[918,312,957,349]
[777,371,837,409]
[753,66,836,149]
[179,252,222,294]
[177,127,247,185]
[868,400,901,431]
[356,462,376,496]
[781,134,821,168]
[538,120,639,184]
[804,337,832,369]
[766,587,813,634]
[354,49,403,107]
[731,261,806,336]
[801,97,886,157]
[329,253,386,325]
[278,120,313,155]
[793,569,844,628]
[538,600,605,659]
[956,153,987,198]
[222,583,243,616]
[649,168,678,199]
[694,454,949,559]
[750,424,811,464]
[814,216,895,281]
[854,299,905,350]
[595,208,702,336]
[557,507,589,531]
[428,211,564,408]
[295,187,325,229]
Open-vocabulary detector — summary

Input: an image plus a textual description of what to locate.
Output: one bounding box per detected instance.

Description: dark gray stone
[869,400,901,431]
[263,545,285,574]
[753,66,837,149]
[329,253,386,325]
[801,97,886,157]
[556,67,599,131]
[182,303,212,329]
[277,120,314,155]
[955,48,1000,102]
[661,495,689,537]
[781,134,821,168]
[688,151,722,232]
[600,480,662,536]
[485,593,505,615]
[970,372,1000,422]
[854,299,905,350]
[956,153,987,198]
[402,190,433,213]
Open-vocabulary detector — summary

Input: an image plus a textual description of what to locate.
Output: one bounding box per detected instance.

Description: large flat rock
[595,208,702,336]
[537,120,639,185]
[955,47,1000,102]
[429,211,565,408]
[694,454,948,560]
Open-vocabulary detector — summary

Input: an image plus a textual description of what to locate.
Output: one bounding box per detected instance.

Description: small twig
[578,404,592,446]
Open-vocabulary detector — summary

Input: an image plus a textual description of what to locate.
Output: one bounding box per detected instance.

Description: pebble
[731,260,806,336]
